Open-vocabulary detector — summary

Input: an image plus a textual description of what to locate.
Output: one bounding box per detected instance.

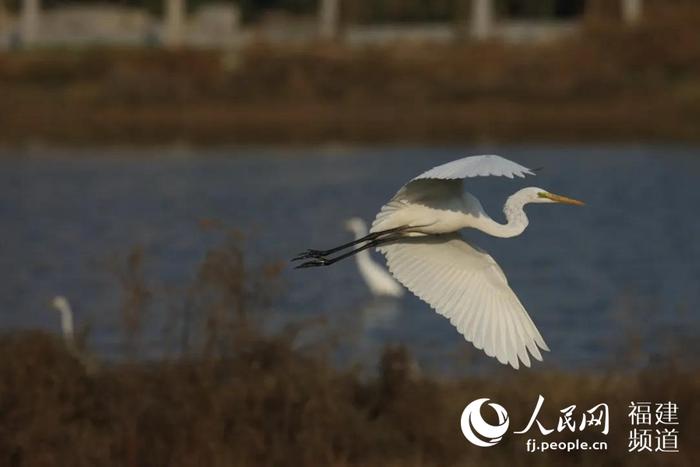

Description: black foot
[294,258,329,269]
[291,249,327,261]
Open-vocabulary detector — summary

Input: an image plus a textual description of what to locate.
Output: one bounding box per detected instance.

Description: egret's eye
[537,192,548,198]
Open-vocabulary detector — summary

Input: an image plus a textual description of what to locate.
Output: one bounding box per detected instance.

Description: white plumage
[295,154,583,369]
[51,295,75,345]
[51,295,98,373]
[412,154,534,181]
[378,234,546,369]
[371,155,582,369]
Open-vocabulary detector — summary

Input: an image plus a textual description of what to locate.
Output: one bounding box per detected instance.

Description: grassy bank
[1,331,698,467]
[1,237,698,466]
[2,4,700,146]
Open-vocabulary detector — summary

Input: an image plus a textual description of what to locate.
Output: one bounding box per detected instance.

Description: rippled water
[1,145,699,372]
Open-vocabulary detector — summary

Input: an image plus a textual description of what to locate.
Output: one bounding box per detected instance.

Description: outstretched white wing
[412,154,534,182]
[372,156,535,233]
[378,233,548,369]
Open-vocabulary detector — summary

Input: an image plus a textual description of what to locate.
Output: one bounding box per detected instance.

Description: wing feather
[502,302,520,368]
[412,155,534,182]
[378,233,548,369]
[460,291,478,342]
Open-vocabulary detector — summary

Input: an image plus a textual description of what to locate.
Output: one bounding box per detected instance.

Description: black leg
[291,225,407,261]
[294,234,403,269]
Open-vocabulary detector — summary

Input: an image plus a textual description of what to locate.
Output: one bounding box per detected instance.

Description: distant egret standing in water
[51,295,76,348]
[345,217,404,298]
[293,155,584,369]
[51,295,98,373]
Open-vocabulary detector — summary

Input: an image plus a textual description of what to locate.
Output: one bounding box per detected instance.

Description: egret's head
[521,187,585,206]
[51,296,70,312]
[344,217,368,235]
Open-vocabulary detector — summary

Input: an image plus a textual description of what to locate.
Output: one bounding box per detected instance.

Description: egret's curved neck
[57,303,75,342]
[476,192,530,238]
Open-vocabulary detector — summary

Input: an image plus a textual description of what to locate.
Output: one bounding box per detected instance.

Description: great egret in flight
[345,217,404,298]
[293,155,584,369]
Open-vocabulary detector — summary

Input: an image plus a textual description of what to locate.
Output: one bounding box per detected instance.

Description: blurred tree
[236,0,315,21]
[345,0,455,24]
[498,0,585,18]
[2,0,587,20]
[4,0,166,14]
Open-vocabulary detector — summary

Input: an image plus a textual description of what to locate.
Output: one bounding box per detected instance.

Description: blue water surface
[1,145,699,373]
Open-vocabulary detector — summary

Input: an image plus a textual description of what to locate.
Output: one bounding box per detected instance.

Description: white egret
[51,295,76,348]
[50,295,98,373]
[293,155,584,369]
[345,217,404,298]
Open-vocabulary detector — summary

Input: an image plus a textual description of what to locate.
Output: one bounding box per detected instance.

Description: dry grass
[2,3,700,145]
[1,333,698,466]
[0,235,698,467]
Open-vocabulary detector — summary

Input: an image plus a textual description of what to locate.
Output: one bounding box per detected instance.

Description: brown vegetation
[2,3,700,146]
[0,235,698,467]
[1,331,698,466]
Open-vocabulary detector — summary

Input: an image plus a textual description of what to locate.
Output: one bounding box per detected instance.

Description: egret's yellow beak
[539,192,585,206]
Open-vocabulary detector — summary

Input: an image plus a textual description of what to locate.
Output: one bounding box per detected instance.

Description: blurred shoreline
[2,6,700,148]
